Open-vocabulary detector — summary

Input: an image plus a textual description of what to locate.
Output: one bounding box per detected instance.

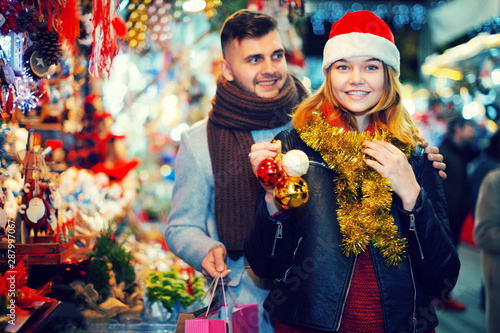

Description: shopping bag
[175,275,222,333]
[232,303,259,333]
[175,304,215,333]
[184,308,228,333]
[226,286,259,333]
[184,273,229,333]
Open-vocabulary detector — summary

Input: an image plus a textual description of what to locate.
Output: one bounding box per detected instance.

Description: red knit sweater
[274,248,437,333]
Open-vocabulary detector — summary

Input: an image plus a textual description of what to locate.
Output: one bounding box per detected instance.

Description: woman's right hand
[249,140,282,179]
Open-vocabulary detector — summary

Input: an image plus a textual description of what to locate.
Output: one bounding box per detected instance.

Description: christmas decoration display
[297,110,414,267]
[72,227,143,323]
[145,266,204,312]
[0,259,57,312]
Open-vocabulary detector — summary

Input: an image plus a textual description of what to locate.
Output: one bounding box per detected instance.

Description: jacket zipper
[409,213,424,260]
[271,222,283,256]
[336,256,357,331]
[309,160,328,168]
[408,256,418,333]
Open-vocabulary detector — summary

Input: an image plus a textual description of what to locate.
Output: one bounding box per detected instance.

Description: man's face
[220,30,287,99]
[458,124,475,145]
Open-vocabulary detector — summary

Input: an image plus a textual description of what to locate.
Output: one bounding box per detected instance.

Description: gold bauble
[273,176,309,209]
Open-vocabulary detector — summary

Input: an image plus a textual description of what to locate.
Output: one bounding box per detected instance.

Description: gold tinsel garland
[297,110,414,266]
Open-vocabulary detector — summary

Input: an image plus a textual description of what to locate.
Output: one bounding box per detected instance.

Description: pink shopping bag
[232,303,259,333]
[184,317,228,332]
[185,274,229,333]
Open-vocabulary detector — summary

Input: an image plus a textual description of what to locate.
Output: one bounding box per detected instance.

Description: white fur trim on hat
[322,32,400,75]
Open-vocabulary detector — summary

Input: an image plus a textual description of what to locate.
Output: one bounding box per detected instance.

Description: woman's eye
[337,65,348,70]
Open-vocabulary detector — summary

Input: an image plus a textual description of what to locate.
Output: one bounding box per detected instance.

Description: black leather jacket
[245,129,460,333]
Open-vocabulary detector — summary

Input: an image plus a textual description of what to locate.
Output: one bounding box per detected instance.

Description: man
[437,115,479,311]
[440,116,478,247]
[165,9,446,332]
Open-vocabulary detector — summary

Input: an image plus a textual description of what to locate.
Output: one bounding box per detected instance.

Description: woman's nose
[349,68,364,84]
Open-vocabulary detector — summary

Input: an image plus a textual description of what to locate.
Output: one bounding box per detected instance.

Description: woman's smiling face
[330,56,385,115]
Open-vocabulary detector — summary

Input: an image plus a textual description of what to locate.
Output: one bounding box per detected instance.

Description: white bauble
[282,150,309,177]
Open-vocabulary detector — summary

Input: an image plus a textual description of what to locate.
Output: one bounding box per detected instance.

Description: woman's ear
[219,59,234,81]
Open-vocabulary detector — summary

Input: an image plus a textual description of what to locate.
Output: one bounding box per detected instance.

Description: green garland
[297,110,414,266]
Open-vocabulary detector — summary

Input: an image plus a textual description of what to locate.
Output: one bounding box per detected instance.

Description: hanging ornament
[35,27,61,66]
[256,156,284,186]
[30,51,50,77]
[282,149,309,177]
[273,176,309,209]
[0,0,23,35]
[16,7,37,35]
[60,0,81,53]
[89,0,128,79]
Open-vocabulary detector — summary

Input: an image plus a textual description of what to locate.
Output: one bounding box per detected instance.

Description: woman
[245,11,460,333]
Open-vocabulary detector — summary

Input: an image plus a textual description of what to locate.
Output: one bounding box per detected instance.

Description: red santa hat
[322,10,400,76]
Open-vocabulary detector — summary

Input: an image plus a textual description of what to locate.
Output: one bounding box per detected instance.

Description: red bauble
[256,157,284,186]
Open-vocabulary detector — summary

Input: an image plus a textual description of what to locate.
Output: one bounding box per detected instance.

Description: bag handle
[226,283,240,307]
[205,273,228,320]
[194,274,219,311]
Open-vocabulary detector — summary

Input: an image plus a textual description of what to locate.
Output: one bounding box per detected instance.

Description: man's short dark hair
[447,116,474,135]
[220,10,278,57]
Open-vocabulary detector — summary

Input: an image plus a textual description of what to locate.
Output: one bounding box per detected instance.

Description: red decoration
[0,0,23,35]
[89,0,127,80]
[112,16,127,39]
[257,157,284,186]
[60,0,81,53]
[1,260,57,310]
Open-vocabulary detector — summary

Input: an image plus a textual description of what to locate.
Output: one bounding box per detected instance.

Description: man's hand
[201,245,232,280]
[425,146,447,180]
[419,140,447,180]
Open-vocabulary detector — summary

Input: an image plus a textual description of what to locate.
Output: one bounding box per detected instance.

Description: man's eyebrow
[243,49,285,61]
[244,53,263,61]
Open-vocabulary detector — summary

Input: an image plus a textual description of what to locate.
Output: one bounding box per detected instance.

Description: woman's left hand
[362,140,420,211]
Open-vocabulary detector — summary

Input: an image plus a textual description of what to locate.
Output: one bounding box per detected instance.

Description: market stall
[0,0,309,331]
[0,0,496,331]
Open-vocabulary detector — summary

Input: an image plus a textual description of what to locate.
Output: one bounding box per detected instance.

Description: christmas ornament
[282,149,309,177]
[26,197,46,223]
[297,109,414,267]
[30,50,50,77]
[0,0,22,35]
[256,156,283,186]
[273,176,309,209]
[0,208,7,228]
[89,0,127,79]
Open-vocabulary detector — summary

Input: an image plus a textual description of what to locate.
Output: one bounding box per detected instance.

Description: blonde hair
[292,64,423,146]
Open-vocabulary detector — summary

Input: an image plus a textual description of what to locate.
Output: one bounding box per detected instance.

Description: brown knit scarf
[207,73,308,251]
